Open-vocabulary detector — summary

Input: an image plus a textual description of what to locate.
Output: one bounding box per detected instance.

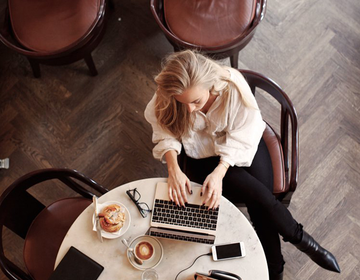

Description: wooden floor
[1,0,359,279]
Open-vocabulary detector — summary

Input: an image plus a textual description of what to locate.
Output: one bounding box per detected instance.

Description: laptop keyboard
[151,199,219,231]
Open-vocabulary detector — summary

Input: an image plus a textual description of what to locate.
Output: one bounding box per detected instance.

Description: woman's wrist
[219,160,230,170]
[216,161,229,178]
[167,164,181,176]
[165,150,180,171]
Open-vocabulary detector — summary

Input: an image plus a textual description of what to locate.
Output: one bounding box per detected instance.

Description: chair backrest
[0,0,106,58]
[240,69,299,205]
[0,168,108,280]
[0,5,30,55]
[150,0,266,64]
[0,0,108,77]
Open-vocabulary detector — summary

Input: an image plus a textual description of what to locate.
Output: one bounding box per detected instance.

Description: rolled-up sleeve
[214,70,266,167]
[144,94,182,163]
[215,104,265,167]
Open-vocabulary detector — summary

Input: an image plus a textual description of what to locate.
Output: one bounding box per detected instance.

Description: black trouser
[179,139,303,274]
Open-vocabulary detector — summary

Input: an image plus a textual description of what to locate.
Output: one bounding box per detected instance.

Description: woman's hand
[167,166,191,206]
[165,150,192,206]
[201,162,229,209]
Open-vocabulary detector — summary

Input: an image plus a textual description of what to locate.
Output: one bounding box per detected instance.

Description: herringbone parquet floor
[1,0,359,279]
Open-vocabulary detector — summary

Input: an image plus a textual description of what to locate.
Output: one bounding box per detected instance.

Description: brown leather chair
[0,168,108,280]
[0,0,108,77]
[150,0,267,68]
[240,69,298,206]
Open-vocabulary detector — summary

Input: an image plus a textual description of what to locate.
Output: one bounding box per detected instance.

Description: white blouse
[144,67,266,167]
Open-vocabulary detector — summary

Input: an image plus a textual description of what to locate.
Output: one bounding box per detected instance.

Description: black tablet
[49,246,104,280]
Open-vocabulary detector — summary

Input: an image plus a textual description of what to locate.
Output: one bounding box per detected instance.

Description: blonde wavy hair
[154,50,253,138]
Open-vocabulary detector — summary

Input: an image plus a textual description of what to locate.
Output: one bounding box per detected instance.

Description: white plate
[92,201,131,239]
[127,235,163,270]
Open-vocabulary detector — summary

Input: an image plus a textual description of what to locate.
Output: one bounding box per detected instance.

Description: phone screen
[215,243,242,259]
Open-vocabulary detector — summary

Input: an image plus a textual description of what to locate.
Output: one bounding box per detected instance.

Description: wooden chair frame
[0,0,108,77]
[0,168,108,280]
[150,0,267,68]
[240,69,299,206]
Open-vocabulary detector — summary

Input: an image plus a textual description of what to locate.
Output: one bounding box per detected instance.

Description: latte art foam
[135,241,154,260]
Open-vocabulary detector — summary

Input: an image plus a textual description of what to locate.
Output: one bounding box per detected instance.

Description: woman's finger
[200,178,208,198]
[215,195,221,209]
[202,186,214,205]
[179,185,188,204]
[168,187,174,202]
[186,179,192,195]
[176,187,186,206]
[208,191,218,209]
[172,189,180,206]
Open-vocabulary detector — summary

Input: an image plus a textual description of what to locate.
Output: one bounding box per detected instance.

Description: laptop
[148,182,219,244]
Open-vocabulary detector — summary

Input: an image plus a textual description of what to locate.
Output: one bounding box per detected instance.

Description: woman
[144,50,340,280]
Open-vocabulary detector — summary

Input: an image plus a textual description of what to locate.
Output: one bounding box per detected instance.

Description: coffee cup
[134,240,155,262]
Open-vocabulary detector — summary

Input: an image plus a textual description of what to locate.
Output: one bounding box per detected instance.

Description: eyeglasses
[126,188,152,218]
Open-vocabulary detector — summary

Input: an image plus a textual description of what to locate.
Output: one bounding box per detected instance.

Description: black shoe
[293,231,340,273]
[269,271,283,280]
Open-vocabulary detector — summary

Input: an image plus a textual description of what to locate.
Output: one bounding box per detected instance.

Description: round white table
[55,178,269,280]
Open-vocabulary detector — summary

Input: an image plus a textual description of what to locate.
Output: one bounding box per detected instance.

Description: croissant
[98,204,126,233]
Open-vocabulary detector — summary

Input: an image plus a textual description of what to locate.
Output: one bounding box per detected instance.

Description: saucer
[127,235,163,270]
[92,201,131,239]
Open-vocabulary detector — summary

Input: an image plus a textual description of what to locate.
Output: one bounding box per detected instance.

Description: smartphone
[211,242,246,261]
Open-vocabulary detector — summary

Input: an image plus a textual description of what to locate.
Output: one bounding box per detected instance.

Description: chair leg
[230,52,239,69]
[28,59,41,78]
[84,54,98,76]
